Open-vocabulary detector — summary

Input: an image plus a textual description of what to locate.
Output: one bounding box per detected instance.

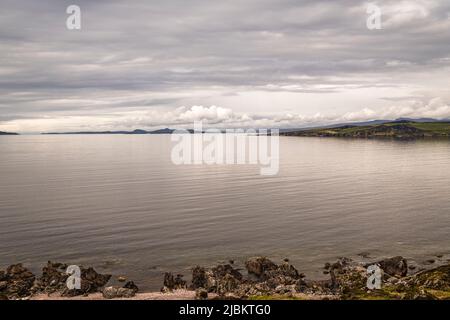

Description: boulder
[123,281,139,293]
[191,266,208,289]
[35,261,111,297]
[377,256,408,277]
[0,264,36,299]
[163,272,186,290]
[102,286,136,299]
[245,257,277,278]
[195,288,208,300]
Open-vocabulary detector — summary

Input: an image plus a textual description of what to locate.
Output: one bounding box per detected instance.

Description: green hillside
[282,121,450,139]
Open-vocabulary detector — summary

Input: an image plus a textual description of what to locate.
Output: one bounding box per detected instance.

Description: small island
[282,121,450,139]
[0,131,18,135]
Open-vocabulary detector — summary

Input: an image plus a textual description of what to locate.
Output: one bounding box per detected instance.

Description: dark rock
[163,272,186,290]
[195,288,208,300]
[376,256,408,277]
[36,261,111,297]
[425,259,436,265]
[245,257,277,278]
[1,264,36,299]
[0,281,7,291]
[191,266,208,289]
[212,264,243,281]
[123,281,139,293]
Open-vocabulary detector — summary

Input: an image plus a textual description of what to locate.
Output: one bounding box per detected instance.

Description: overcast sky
[1,0,449,132]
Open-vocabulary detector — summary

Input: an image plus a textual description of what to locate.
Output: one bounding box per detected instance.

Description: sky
[0,0,449,133]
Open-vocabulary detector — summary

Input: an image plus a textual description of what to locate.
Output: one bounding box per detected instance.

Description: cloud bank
[0,0,449,132]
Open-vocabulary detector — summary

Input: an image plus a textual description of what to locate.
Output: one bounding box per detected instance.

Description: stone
[1,263,36,299]
[376,256,408,277]
[191,266,208,289]
[117,276,127,282]
[163,272,186,290]
[245,257,277,278]
[0,281,8,291]
[102,286,136,299]
[123,281,139,293]
[195,288,208,300]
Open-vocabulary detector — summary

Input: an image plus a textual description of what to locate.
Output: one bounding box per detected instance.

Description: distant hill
[282,121,450,139]
[0,131,18,135]
[42,128,179,135]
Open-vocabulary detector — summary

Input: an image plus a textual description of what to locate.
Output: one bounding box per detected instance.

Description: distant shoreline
[0,131,19,135]
[282,121,450,140]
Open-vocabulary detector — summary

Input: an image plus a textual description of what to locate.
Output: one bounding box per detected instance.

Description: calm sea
[1,135,450,290]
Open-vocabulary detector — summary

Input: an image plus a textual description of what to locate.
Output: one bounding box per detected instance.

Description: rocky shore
[1,255,450,300]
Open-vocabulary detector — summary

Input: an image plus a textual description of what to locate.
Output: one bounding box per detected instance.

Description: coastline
[3,254,450,300]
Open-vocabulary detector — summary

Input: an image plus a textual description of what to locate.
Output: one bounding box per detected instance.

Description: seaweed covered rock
[162,272,187,291]
[191,264,243,295]
[185,258,306,299]
[0,264,36,299]
[35,261,111,297]
[245,257,277,278]
[191,266,208,289]
[102,286,136,299]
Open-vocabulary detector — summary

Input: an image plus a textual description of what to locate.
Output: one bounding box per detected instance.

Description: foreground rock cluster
[2,255,450,300]
[162,256,450,300]
[0,261,138,300]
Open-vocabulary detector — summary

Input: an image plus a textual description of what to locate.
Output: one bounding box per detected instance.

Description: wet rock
[123,281,139,293]
[36,261,69,294]
[212,264,243,281]
[191,266,208,289]
[0,264,36,299]
[245,257,277,278]
[205,264,243,294]
[36,262,111,297]
[195,288,208,300]
[425,259,436,265]
[0,281,7,291]
[102,286,136,299]
[117,276,127,282]
[376,256,408,277]
[163,272,186,290]
[186,258,307,298]
[160,286,170,293]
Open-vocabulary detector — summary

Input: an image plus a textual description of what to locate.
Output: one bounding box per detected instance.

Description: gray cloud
[0,0,449,132]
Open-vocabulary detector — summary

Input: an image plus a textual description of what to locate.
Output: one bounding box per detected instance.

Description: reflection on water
[1,135,450,290]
